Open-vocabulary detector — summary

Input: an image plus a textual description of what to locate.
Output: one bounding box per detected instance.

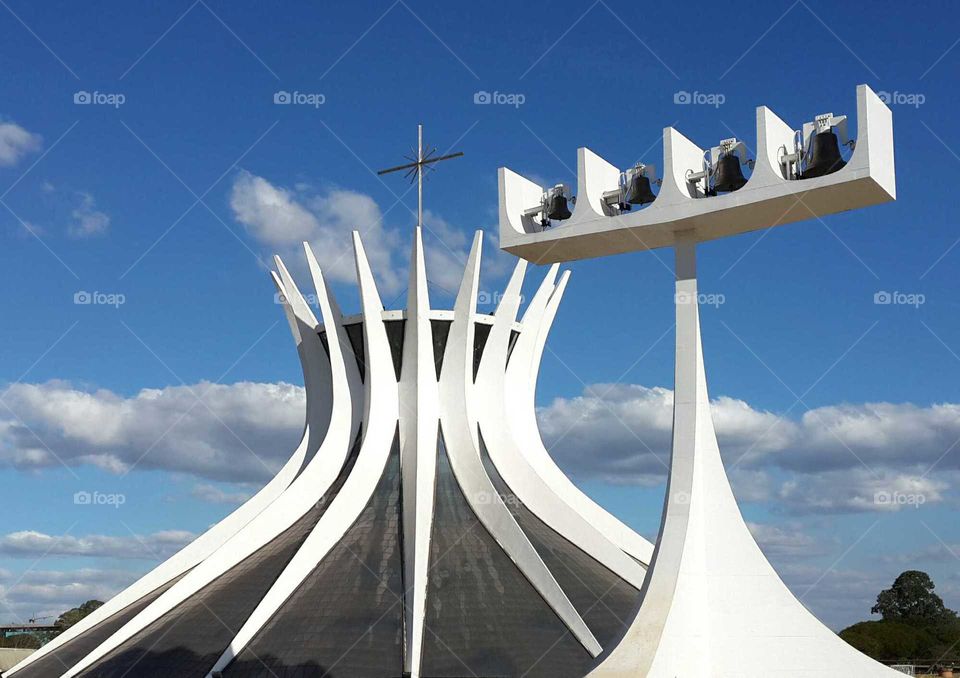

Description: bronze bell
[712,153,747,193]
[545,192,572,221]
[624,172,657,205]
[801,130,846,179]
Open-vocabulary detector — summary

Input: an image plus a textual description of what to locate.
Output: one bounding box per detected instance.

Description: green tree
[54,600,104,631]
[871,571,956,625]
[839,571,960,663]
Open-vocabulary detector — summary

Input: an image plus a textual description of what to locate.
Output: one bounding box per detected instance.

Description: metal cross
[377,124,464,229]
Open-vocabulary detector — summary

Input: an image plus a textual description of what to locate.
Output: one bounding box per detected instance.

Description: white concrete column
[589,231,902,677]
[399,227,440,677]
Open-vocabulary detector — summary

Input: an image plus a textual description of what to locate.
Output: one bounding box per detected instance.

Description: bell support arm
[498,84,895,264]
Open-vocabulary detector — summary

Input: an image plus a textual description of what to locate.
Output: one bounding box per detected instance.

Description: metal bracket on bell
[712,138,752,168]
[602,164,660,212]
[803,113,851,154]
[779,129,805,179]
[796,112,854,179]
[687,138,753,197]
[523,182,574,229]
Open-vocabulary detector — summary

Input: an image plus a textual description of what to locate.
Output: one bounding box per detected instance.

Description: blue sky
[1,0,959,631]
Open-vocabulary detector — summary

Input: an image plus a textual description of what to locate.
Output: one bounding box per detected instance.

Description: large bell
[801,130,846,179]
[624,172,657,205]
[712,153,747,193]
[545,191,572,221]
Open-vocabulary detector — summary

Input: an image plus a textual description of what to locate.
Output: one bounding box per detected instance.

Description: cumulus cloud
[538,383,960,513]
[230,171,402,293]
[0,530,194,560]
[0,375,956,628]
[0,380,303,482]
[68,191,110,238]
[229,171,508,297]
[0,119,42,167]
[1,377,957,516]
[538,383,792,485]
[783,402,960,472]
[883,541,960,565]
[776,468,950,514]
[0,568,141,624]
[191,483,252,505]
[747,521,834,558]
[421,210,515,295]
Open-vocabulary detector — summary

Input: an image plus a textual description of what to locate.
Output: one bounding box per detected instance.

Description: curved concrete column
[6,273,326,678]
[504,268,655,566]
[59,259,362,678]
[477,262,647,588]
[304,241,364,449]
[33,228,660,678]
[206,233,401,676]
[437,233,602,657]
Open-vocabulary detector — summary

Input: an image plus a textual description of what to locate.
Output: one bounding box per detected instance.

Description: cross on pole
[377,124,464,229]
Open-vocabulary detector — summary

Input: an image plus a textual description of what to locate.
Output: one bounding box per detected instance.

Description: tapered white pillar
[400,227,440,677]
[589,232,901,677]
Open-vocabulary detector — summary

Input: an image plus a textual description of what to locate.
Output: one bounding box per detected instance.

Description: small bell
[624,171,657,205]
[712,153,747,193]
[801,130,846,179]
[545,190,572,221]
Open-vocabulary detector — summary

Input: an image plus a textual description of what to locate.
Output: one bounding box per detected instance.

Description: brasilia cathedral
[5,85,903,677]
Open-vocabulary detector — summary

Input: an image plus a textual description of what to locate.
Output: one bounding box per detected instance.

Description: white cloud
[747,521,833,558]
[777,468,951,514]
[229,171,320,245]
[783,402,960,472]
[0,375,957,629]
[191,483,252,505]
[0,530,194,560]
[538,383,960,513]
[0,380,303,482]
[0,568,141,624]
[230,171,402,293]
[539,383,960,476]
[68,191,110,238]
[229,171,507,297]
[2,377,958,516]
[538,383,792,485]
[0,120,42,167]
[882,540,960,565]
[421,210,515,295]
